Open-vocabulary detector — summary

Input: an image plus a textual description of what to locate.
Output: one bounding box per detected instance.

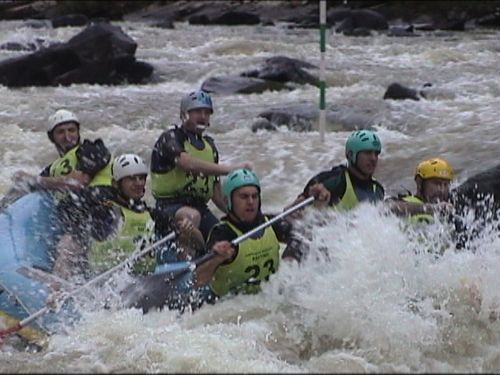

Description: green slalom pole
[319,0,327,142]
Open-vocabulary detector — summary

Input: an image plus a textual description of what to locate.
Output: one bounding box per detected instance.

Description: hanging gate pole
[319,0,327,142]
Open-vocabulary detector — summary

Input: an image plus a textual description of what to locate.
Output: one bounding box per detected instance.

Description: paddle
[123,196,315,313]
[0,231,177,338]
[0,187,28,211]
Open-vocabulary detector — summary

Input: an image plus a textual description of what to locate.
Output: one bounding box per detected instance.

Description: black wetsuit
[151,125,221,242]
[302,164,385,206]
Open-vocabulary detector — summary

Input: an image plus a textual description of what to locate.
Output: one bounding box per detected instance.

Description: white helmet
[48,109,79,133]
[112,154,148,181]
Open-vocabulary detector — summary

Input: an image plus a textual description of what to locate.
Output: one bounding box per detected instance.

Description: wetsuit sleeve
[266,214,293,242]
[281,236,307,263]
[301,167,344,197]
[88,200,121,241]
[206,222,239,265]
[84,186,122,241]
[384,195,399,202]
[301,167,345,206]
[206,223,237,249]
[62,186,120,242]
[39,165,51,177]
[301,170,332,196]
[76,139,111,177]
[151,128,186,173]
[263,214,308,263]
[374,181,385,201]
[54,186,114,244]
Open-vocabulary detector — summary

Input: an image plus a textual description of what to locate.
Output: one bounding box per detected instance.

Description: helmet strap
[55,142,70,157]
[114,183,146,211]
[350,159,371,180]
[415,177,425,201]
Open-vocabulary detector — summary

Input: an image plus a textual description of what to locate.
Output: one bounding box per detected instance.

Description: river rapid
[1,18,500,373]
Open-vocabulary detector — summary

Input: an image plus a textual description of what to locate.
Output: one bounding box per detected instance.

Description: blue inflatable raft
[0,192,79,343]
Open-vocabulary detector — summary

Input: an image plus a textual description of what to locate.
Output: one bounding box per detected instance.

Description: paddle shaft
[0,231,177,337]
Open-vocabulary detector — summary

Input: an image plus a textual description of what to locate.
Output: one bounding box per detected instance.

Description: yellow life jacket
[49,145,112,187]
[336,170,379,211]
[88,203,154,275]
[401,194,434,224]
[49,146,79,177]
[209,218,280,297]
[89,160,113,187]
[151,138,216,203]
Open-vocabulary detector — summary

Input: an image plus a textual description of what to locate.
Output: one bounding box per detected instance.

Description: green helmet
[222,168,260,211]
[345,129,382,165]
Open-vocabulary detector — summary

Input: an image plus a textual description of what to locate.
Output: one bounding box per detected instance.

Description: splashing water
[1,19,500,372]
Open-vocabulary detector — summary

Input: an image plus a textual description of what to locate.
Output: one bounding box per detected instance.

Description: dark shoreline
[0,1,498,29]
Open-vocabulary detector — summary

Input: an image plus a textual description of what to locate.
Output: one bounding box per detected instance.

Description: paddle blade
[121,268,194,313]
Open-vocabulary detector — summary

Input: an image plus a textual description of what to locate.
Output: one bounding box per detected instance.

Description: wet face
[422,177,451,203]
[354,150,379,178]
[51,122,79,153]
[231,185,260,223]
[117,174,147,200]
[183,108,212,135]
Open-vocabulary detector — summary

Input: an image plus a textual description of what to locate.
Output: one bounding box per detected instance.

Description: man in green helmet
[293,129,384,210]
[282,129,385,261]
[168,168,326,309]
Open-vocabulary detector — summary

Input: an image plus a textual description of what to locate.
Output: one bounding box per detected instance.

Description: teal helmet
[180,89,213,120]
[345,129,382,165]
[223,168,260,211]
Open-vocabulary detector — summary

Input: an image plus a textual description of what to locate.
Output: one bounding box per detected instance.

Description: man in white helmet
[150,89,251,263]
[53,154,160,279]
[85,153,157,276]
[4,109,112,205]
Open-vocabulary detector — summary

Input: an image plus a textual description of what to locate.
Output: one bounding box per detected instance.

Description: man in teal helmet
[293,129,385,210]
[176,168,324,308]
[281,130,385,262]
[151,89,251,263]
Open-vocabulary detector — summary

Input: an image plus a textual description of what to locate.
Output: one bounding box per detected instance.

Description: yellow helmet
[415,158,454,180]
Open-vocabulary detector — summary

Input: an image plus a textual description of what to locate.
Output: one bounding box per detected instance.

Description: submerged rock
[202,56,318,95]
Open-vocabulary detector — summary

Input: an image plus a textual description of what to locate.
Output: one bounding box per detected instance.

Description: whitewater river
[1,18,500,373]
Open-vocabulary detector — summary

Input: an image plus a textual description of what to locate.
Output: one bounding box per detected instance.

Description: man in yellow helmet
[387,157,455,223]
